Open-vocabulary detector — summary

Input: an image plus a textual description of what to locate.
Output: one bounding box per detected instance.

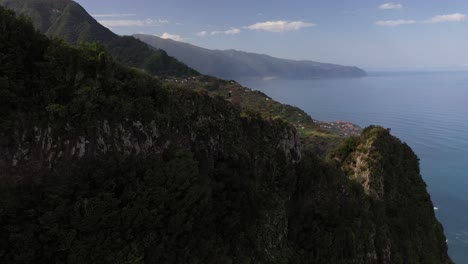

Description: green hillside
[0,6,452,264]
[0,0,197,76]
[0,0,362,154]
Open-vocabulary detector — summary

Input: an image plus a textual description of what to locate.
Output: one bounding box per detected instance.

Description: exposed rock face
[340,134,385,200]
[3,117,302,174]
[1,111,303,264]
[333,126,452,264]
[2,111,452,264]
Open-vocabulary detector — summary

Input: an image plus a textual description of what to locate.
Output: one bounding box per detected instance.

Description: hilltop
[0,0,197,76]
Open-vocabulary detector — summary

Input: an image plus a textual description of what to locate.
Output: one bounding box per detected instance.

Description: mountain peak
[1,0,197,77]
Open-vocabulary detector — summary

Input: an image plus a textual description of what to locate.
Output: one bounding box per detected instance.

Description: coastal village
[317,120,362,137]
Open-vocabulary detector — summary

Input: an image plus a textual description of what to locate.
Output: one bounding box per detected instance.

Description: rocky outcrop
[332,126,452,264]
[338,132,385,200]
[3,116,301,173]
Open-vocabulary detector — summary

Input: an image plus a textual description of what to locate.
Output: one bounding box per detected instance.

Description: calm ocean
[240,71,468,264]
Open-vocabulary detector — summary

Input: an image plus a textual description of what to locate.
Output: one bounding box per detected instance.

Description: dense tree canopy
[0,0,198,77]
[0,6,452,264]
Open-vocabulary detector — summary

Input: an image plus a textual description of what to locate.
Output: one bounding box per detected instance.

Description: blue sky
[74,0,468,70]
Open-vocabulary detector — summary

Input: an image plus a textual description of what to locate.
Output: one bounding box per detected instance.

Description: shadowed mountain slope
[0,0,197,76]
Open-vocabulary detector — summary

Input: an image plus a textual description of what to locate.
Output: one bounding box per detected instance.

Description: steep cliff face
[3,114,301,173]
[1,110,302,264]
[336,130,386,200]
[332,126,452,263]
[1,8,303,263]
[0,6,452,264]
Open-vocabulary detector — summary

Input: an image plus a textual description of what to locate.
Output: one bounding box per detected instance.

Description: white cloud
[424,13,466,23]
[245,20,315,32]
[379,3,403,10]
[158,19,170,24]
[92,13,136,18]
[197,28,241,37]
[160,32,183,41]
[197,20,314,37]
[99,20,146,27]
[225,28,241,35]
[91,13,136,18]
[98,18,169,28]
[211,28,241,35]
[375,19,416,26]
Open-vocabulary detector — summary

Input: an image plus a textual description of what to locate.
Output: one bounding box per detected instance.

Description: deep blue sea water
[239,72,468,264]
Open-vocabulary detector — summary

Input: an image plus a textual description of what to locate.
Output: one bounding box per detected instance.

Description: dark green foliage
[0,7,294,262]
[1,149,205,263]
[0,0,351,156]
[331,126,452,264]
[0,0,197,77]
[0,0,113,42]
[0,7,452,264]
[366,127,450,264]
[106,36,196,77]
[289,151,376,263]
[329,135,359,161]
[168,74,346,156]
[0,6,49,127]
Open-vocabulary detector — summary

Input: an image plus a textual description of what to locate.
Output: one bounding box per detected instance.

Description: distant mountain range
[135,34,367,80]
[0,0,197,76]
[1,0,365,80]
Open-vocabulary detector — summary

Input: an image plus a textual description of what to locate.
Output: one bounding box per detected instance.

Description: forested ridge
[0,5,452,264]
[0,0,362,155]
[0,0,197,77]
